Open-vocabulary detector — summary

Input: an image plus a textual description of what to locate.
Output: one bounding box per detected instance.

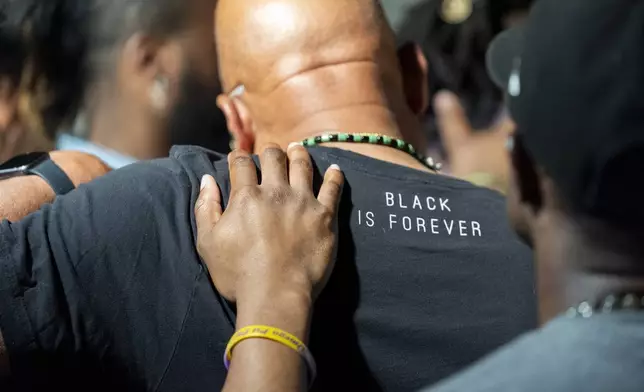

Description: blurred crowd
[0,0,530,173]
[0,0,643,391]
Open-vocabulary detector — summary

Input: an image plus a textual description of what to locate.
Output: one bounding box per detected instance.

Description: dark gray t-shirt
[0,146,536,391]
[425,312,644,392]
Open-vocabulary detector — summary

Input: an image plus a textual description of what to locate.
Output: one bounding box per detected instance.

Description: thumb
[434,91,473,154]
[195,175,223,232]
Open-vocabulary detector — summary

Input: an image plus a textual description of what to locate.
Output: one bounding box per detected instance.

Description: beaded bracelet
[224,325,317,387]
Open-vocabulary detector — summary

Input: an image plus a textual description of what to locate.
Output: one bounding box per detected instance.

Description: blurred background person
[0,4,110,223]
[1,0,229,168]
[381,0,532,192]
[382,0,531,134]
[0,4,53,162]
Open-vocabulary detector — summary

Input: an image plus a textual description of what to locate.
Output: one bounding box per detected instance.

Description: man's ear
[120,33,183,114]
[398,42,429,116]
[217,94,255,153]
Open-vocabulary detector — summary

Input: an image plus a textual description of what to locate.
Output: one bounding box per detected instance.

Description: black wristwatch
[0,152,75,195]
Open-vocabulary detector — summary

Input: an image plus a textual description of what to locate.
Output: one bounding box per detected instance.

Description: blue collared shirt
[56,134,137,169]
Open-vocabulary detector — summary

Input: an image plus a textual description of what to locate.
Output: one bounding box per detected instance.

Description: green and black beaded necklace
[299,132,441,172]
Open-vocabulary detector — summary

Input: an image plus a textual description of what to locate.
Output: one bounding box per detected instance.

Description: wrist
[236,286,313,342]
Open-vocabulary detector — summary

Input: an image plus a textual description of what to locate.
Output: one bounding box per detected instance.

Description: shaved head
[214,0,429,153]
[216,0,397,91]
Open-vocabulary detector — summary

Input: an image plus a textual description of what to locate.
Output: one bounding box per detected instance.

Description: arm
[223,289,313,392]
[0,151,111,221]
[0,175,55,222]
[195,145,344,392]
[0,157,197,386]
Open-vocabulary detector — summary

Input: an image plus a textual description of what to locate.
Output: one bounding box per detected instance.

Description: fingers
[434,90,473,155]
[287,143,314,191]
[259,144,288,185]
[317,165,344,215]
[195,175,223,231]
[229,149,258,193]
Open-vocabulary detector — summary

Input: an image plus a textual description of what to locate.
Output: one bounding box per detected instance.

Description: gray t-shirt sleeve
[424,314,644,392]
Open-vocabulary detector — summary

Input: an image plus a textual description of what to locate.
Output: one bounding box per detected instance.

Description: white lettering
[459,220,468,237]
[402,216,413,231]
[358,209,362,225]
[416,217,427,233]
[413,196,423,210]
[366,212,375,228]
[398,194,408,209]
[389,214,397,230]
[472,221,482,237]
[366,194,480,237]
[386,192,395,207]
[431,219,439,234]
[444,220,454,235]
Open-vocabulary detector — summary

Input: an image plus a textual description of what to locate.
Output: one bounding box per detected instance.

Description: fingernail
[329,164,341,172]
[200,175,209,190]
[288,142,301,151]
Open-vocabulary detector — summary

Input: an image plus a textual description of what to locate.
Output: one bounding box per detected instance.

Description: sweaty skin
[206,0,437,390]
[215,0,433,168]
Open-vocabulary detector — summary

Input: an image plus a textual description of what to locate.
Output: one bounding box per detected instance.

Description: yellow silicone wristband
[224,325,317,386]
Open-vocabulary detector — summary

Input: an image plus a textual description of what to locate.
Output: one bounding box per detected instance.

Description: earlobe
[217,95,254,152]
[398,42,430,116]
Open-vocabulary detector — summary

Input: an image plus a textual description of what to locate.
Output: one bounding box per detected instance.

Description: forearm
[0,176,55,221]
[0,151,113,221]
[223,288,313,392]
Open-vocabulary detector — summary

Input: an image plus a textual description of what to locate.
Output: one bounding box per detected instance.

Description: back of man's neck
[255,105,433,173]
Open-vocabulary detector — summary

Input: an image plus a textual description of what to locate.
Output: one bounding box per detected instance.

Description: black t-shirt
[0,146,536,391]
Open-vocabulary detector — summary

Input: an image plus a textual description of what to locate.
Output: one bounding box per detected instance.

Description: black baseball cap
[486,0,644,225]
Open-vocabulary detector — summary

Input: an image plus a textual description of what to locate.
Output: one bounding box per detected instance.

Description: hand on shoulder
[194,144,344,305]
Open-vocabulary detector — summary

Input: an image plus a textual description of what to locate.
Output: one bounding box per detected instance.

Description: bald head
[215,0,398,92]
[214,0,429,153]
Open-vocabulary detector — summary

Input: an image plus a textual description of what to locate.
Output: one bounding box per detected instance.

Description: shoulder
[78,145,227,200]
[6,148,227,261]
[426,316,644,392]
[423,326,558,392]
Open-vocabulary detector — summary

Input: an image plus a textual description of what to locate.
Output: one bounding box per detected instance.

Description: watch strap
[28,158,75,196]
